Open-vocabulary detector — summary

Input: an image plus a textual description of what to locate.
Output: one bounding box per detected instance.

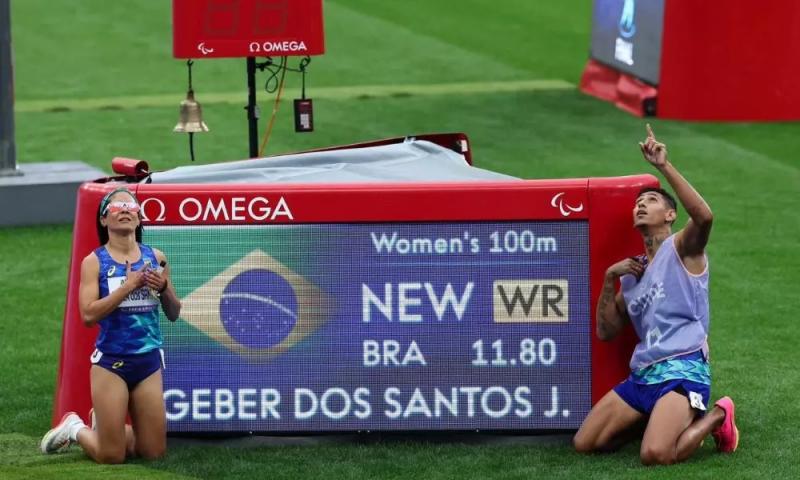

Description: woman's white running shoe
[40,412,83,454]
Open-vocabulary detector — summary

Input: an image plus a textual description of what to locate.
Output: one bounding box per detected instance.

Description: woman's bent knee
[95,448,126,464]
[573,433,595,453]
[640,445,676,466]
[137,443,166,460]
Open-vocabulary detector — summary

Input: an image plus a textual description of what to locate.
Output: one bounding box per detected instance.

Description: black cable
[189,132,195,162]
[187,60,194,91]
[274,57,309,74]
[299,56,310,99]
[261,57,287,93]
[257,56,310,94]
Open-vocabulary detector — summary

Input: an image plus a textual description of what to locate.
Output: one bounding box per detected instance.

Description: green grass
[2,0,800,478]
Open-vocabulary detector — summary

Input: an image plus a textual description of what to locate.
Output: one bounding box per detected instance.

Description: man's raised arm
[639,124,713,259]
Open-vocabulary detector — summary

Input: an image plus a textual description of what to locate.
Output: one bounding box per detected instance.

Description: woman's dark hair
[96,187,143,244]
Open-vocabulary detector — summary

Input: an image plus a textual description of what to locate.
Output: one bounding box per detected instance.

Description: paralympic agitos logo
[180,249,330,360]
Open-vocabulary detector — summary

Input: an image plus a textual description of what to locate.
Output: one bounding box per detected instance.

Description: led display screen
[590,0,665,85]
[146,221,590,432]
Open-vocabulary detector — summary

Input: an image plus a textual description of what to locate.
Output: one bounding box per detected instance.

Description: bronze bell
[173,90,209,133]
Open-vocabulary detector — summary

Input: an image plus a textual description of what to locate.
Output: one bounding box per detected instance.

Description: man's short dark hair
[638,187,678,215]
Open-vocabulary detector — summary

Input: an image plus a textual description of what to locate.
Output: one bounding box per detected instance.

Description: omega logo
[140,198,166,223]
[139,196,293,223]
[249,40,307,53]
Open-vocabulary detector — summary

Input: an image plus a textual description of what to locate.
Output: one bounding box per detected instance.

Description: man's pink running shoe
[712,396,739,453]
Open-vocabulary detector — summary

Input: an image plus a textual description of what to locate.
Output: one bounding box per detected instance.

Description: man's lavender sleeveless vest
[620,234,709,371]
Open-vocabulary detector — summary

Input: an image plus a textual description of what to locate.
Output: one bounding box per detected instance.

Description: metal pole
[0,0,18,176]
[246,56,259,158]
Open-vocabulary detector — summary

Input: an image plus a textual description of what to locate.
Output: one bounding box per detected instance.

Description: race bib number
[107,276,159,313]
[688,391,707,411]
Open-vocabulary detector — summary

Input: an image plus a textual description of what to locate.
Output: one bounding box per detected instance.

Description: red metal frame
[579,59,657,118]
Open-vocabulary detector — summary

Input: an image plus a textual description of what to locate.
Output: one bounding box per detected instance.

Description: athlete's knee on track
[573,429,612,453]
[136,441,166,460]
[95,446,126,464]
[640,444,676,466]
[573,431,595,453]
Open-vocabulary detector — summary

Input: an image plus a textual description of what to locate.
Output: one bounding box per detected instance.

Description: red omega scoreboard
[172,0,325,58]
[54,156,652,433]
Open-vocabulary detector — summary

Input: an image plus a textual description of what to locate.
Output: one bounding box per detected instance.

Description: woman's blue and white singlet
[94,244,163,355]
